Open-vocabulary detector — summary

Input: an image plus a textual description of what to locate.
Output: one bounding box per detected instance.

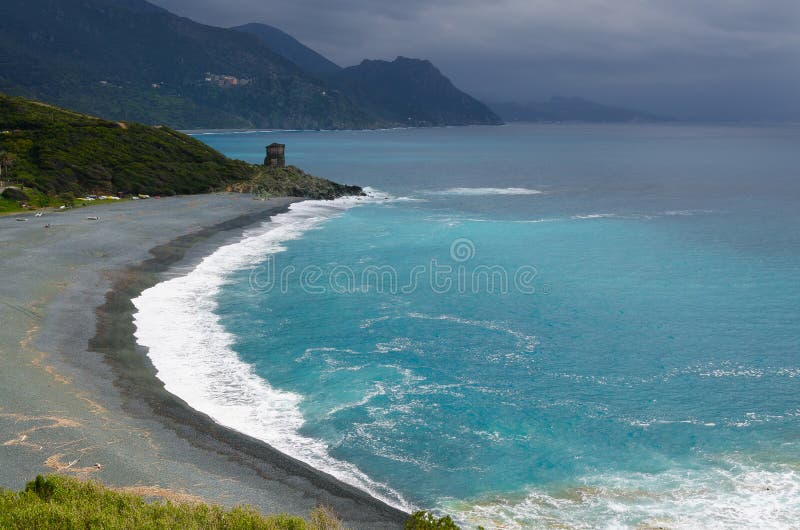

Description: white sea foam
[297,346,361,363]
[359,315,391,329]
[326,383,387,418]
[570,209,717,222]
[444,457,800,529]
[512,217,561,224]
[667,361,800,381]
[188,129,276,136]
[375,337,425,354]
[571,213,619,220]
[131,191,412,511]
[661,209,716,216]
[428,187,544,196]
[407,312,538,352]
[422,208,714,226]
[625,417,718,428]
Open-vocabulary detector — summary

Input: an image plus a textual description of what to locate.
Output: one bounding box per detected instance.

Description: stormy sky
[149,0,800,121]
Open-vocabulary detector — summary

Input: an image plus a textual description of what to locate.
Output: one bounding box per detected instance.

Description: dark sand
[0,194,406,528]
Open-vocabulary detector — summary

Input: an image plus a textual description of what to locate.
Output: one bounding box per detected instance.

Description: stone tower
[265,143,286,168]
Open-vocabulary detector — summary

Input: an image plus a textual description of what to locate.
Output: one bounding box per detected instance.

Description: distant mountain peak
[359,56,436,69]
[231,25,501,127]
[332,57,502,127]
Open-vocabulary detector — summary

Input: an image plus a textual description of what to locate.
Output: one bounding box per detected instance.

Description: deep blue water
[194,124,800,527]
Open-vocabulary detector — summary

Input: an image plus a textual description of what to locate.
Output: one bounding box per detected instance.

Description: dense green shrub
[405,510,461,530]
[26,475,56,502]
[1,187,28,202]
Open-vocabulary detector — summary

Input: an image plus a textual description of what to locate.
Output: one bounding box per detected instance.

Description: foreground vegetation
[0,93,361,202]
[1,476,467,530]
[0,475,343,530]
[0,475,464,529]
[0,185,107,214]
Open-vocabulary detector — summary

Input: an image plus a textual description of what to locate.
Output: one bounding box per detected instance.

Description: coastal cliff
[0,94,360,203]
[228,166,364,201]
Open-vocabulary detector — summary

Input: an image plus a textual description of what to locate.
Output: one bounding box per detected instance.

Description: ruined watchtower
[264,143,286,168]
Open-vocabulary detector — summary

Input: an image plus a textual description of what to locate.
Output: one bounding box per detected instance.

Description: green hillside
[0,0,500,129]
[0,0,376,129]
[0,93,361,201]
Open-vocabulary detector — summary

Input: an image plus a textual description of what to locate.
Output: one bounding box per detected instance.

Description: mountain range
[0,0,500,129]
[234,23,503,128]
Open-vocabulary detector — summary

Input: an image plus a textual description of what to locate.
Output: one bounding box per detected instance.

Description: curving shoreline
[130,195,414,511]
[0,194,406,529]
[93,198,408,527]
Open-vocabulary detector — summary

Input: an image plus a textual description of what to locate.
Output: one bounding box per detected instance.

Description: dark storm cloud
[149,0,800,120]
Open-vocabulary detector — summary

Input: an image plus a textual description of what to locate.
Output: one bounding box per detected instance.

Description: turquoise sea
[134,123,800,528]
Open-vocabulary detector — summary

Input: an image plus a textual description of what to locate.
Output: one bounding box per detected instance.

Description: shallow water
[135,123,800,528]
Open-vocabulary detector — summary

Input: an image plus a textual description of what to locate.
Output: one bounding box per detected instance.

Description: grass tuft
[0,475,345,530]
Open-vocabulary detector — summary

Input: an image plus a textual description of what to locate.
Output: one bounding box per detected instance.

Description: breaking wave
[132,191,412,511]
